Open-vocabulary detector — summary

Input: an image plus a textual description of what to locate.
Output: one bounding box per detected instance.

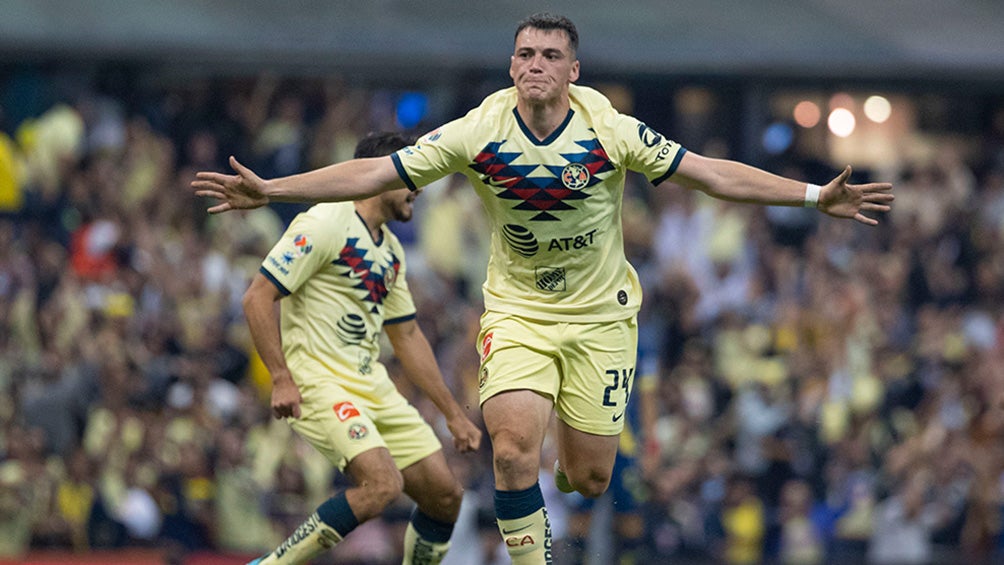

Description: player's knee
[571,469,611,499]
[577,481,609,499]
[491,439,537,479]
[361,468,405,509]
[434,482,465,519]
[489,433,538,477]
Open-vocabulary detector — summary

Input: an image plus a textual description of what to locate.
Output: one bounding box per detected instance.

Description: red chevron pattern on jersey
[334,237,401,312]
[470,138,614,221]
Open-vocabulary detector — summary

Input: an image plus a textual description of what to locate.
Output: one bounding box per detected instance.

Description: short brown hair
[514,13,578,53]
[353,131,416,159]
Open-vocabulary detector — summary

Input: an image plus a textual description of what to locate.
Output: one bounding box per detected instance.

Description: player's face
[384,186,422,223]
[510,27,579,104]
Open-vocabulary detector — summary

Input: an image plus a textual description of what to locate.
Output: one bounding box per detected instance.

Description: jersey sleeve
[259,205,345,296]
[390,111,482,190]
[381,231,417,325]
[603,112,687,186]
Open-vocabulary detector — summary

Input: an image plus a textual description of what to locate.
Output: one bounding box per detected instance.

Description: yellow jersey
[392,84,685,322]
[260,202,415,397]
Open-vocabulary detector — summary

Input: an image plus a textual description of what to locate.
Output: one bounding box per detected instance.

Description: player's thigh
[345,446,401,490]
[555,316,638,436]
[289,382,387,471]
[555,419,619,478]
[476,311,561,405]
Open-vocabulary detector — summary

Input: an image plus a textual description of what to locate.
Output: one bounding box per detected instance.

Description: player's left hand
[447,415,482,453]
[191,156,271,214]
[818,166,894,225]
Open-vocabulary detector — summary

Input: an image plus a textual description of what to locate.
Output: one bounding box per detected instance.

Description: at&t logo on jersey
[502,224,539,257]
[336,313,367,345]
[547,228,597,252]
[503,224,599,257]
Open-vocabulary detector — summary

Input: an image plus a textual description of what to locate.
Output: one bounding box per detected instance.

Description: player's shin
[495,483,553,564]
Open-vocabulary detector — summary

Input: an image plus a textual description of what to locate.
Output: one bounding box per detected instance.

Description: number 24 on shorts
[602,368,633,420]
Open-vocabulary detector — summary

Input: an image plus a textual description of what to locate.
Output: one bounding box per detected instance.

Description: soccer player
[240,132,482,565]
[194,14,893,564]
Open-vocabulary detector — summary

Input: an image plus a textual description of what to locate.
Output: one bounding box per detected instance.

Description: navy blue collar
[512,107,574,146]
[355,211,383,246]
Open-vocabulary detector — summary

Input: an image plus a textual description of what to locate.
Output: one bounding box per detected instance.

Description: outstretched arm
[242,273,302,419]
[668,151,894,225]
[192,155,406,214]
[385,319,482,453]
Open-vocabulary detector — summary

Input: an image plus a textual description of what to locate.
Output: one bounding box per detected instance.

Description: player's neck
[516,97,570,141]
[353,201,385,241]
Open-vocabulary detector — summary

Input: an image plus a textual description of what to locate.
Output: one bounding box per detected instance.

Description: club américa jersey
[259,202,415,398]
[391,84,686,322]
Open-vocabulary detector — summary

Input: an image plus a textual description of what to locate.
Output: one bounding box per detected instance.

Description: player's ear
[569,60,580,83]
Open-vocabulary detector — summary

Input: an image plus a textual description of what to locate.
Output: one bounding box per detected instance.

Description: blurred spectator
[867,471,952,564]
[718,473,766,564]
[774,479,824,565]
[214,426,280,554]
[53,448,98,550]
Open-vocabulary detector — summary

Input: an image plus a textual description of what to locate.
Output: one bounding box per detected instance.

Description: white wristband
[804,183,821,208]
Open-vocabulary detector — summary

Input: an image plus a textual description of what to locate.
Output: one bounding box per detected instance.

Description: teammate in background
[194,13,892,564]
[240,132,481,565]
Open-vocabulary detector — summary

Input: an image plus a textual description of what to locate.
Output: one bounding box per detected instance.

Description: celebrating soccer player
[195,14,892,564]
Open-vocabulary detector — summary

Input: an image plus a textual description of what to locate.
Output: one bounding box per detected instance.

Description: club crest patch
[479,365,489,390]
[561,163,590,189]
[348,423,368,440]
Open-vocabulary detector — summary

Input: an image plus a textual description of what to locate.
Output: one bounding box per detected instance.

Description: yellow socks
[402,508,454,564]
[254,512,341,564]
[495,484,553,564]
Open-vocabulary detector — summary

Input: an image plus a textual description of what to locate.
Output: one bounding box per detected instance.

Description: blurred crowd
[1,68,1004,565]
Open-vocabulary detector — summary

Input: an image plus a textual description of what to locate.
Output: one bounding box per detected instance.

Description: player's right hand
[191,156,270,214]
[447,415,482,453]
[270,375,303,419]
